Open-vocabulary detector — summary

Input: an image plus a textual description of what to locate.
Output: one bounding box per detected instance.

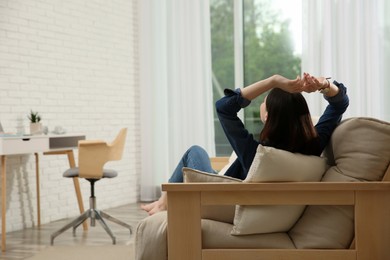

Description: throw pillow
[231,145,327,235]
[183,167,241,224]
[183,167,241,183]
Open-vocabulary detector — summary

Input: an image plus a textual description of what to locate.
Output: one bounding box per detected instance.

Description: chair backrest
[108,128,127,161]
[78,128,127,179]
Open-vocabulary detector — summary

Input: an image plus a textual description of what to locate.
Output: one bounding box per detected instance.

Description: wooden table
[0,133,87,251]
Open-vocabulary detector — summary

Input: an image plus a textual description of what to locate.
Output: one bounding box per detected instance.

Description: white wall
[0,0,140,232]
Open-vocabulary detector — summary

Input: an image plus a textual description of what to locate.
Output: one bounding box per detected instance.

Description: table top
[0,133,86,155]
[0,133,85,140]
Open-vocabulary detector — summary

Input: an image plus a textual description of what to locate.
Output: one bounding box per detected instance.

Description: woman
[141,73,349,215]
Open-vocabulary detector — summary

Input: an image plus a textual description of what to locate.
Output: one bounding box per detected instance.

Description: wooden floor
[0,203,148,259]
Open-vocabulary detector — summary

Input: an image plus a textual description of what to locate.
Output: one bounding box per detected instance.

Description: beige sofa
[135,117,390,260]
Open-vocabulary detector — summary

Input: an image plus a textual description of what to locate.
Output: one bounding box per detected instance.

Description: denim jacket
[216,81,349,180]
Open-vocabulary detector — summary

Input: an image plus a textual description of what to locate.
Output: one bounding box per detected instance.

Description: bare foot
[140,193,167,215]
[140,201,159,212]
[147,201,167,215]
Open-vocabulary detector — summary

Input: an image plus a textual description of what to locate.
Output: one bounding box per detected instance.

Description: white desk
[0,133,86,251]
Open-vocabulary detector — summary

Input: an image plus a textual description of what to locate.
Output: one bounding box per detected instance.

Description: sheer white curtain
[302,0,390,121]
[139,0,215,201]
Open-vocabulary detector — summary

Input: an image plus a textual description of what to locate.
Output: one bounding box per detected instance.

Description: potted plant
[28,110,42,135]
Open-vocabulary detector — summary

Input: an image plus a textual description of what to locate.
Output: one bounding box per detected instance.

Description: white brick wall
[0,0,140,232]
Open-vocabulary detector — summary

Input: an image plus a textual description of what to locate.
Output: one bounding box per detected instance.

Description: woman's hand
[301,72,340,97]
[272,74,303,93]
[301,72,328,93]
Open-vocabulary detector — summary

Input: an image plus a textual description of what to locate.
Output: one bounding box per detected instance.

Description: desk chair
[51,128,132,245]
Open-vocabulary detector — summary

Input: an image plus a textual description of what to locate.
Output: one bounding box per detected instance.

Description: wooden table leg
[2,155,6,252]
[66,150,88,231]
[34,153,41,227]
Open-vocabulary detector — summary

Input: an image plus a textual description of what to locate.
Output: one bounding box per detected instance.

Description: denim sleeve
[215,88,259,175]
[315,81,349,151]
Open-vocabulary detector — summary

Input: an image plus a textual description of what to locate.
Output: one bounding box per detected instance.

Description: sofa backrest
[289,117,390,249]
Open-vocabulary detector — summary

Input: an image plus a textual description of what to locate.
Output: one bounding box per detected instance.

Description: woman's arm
[215,88,257,178]
[299,73,349,151]
[315,81,349,151]
[241,75,302,100]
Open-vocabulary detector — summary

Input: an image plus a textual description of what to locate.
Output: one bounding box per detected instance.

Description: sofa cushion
[289,117,390,249]
[134,211,295,260]
[183,167,241,183]
[325,117,390,181]
[289,205,354,249]
[135,212,168,260]
[183,167,241,223]
[202,219,295,249]
[243,145,327,183]
[232,145,327,235]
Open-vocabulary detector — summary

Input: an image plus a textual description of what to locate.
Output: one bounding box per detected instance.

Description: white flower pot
[30,123,42,135]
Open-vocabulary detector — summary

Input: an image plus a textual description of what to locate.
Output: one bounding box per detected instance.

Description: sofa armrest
[163,181,390,192]
[163,182,390,205]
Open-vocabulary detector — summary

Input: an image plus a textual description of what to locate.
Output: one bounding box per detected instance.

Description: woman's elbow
[343,96,350,110]
[215,99,224,113]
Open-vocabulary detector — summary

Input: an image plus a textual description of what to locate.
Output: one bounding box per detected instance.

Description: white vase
[30,123,42,135]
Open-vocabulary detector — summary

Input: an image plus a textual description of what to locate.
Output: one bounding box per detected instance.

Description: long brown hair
[259,88,319,155]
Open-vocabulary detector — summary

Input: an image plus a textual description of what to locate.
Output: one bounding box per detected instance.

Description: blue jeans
[168,145,215,183]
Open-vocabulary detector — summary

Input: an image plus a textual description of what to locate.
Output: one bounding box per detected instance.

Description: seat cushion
[134,211,295,260]
[63,167,118,178]
[232,145,327,235]
[135,212,168,260]
[202,219,295,249]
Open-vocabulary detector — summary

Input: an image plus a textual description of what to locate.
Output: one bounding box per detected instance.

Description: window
[210,0,235,155]
[210,0,302,156]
